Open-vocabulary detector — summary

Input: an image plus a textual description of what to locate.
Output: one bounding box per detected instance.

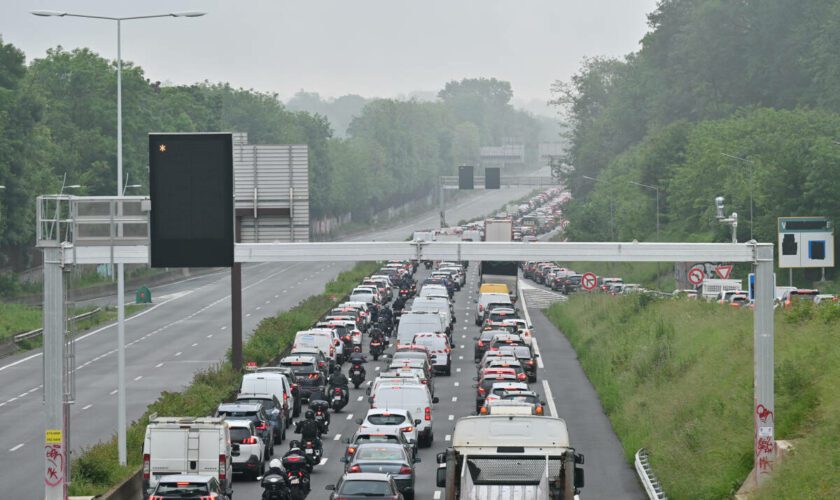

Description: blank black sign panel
[149,133,233,267]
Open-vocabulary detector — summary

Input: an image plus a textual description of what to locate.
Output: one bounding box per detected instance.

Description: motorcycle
[261,472,292,500]
[310,399,331,433]
[282,456,311,499]
[350,363,366,389]
[369,339,384,360]
[302,439,322,468]
[330,387,348,412]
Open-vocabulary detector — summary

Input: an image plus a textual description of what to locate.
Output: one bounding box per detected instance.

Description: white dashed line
[458,356,463,360]
[448,415,454,421]
[191,343,198,347]
[221,326,227,330]
[542,380,558,417]
[356,396,363,402]
[456,367,461,373]
[454,382,459,387]
[445,434,451,441]
[452,396,458,402]
[110,389,118,395]
[134,375,143,381]
[155,362,164,368]
[82,404,93,411]
[346,414,354,420]
[255,306,261,311]
[174,352,182,357]
[207,334,213,338]
[434,490,442,499]
[246,313,251,317]
[9,443,24,452]
[334,434,342,441]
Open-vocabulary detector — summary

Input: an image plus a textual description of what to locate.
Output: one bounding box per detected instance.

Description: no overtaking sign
[581,272,598,291]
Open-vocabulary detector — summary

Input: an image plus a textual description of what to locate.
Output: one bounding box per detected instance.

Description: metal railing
[13,308,102,344]
[37,195,149,247]
[635,448,667,499]
[440,175,557,188]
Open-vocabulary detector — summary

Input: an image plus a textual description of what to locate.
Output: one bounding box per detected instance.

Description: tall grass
[545,295,840,499]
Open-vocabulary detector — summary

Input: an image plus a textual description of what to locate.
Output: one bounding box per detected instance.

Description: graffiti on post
[754,403,775,475]
[44,444,64,486]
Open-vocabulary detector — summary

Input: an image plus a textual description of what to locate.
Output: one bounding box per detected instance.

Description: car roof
[158,474,214,483]
[341,472,392,481]
[367,408,411,416]
[226,419,255,429]
[218,402,261,411]
[236,393,275,400]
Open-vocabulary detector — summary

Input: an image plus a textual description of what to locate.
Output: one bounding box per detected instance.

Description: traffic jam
[142,190,585,500]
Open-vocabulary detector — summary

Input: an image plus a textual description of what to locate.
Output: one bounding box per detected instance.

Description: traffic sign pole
[754,245,776,484]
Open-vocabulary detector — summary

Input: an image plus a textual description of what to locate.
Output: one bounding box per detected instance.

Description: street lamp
[721,153,755,240]
[33,9,206,473]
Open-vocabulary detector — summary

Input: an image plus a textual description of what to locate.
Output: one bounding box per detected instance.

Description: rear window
[356,435,400,445]
[230,427,252,443]
[413,336,447,349]
[339,480,394,495]
[155,483,209,495]
[356,446,405,461]
[237,398,275,410]
[281,361,316,374]
[217,410,257,419]
[367,413,407,426]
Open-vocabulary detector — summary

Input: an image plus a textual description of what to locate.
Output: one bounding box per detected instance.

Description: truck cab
[436,415,583,499]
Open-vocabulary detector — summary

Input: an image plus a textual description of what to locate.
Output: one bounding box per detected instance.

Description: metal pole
[117,262,126,465]
[115,19,128,466]
[231,263,243,371]
[44,246,67,500]
[749,164,754,241]
[789,268,793,287]
[655,188,660,240]
[753,244,776,484]
[439,180,446,229]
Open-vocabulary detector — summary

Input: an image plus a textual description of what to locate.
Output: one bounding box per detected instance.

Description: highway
[232,264,644,499]
[0,187,532,500]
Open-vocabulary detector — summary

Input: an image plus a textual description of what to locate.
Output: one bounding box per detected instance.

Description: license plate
[290,478,300,484]
[354,370,361,375]
[305,449,313,454]
[333,397,341,402]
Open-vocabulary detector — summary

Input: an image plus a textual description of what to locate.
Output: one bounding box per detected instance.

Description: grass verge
[544,295,840,499]
[67,261,381,496]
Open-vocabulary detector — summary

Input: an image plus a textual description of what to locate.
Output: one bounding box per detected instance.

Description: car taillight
[218,454,226,480]
[348,446,356,455]
[477,341,484,347]
[527,360,535,365]
[480,407,488,414]
[536,405,544,415]
[256,422,267,430]
[283,392,289,401]
[400,426,414,433]
[349,464,362,473]
[143,453,150,479]
[399,466,413,474]
[421,379,427,384]
[242,436,258,444]
[479,305,484,311]
[478,387,486,395]
[518,373,527,381]
[425,407,431,421]
[335,388,343,394]
[149,496,163,500]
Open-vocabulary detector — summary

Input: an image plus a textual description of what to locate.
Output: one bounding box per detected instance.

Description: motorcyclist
[348,350,368,365]
[327,368,350,403]
[369,327,385,344]
[282,442,311,496]
[294,410,324,460]
[261,458,291,497]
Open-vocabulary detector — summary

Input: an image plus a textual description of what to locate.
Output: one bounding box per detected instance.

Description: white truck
[699,278,742,300]
[143,415,234,498]
[436,415,584,500]
[484,219,513,242]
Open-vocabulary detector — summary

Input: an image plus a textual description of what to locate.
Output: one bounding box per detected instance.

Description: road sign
[778,216,834,268]
[688,267,705,286]
[715,265,734,280]
[581,272,598,291]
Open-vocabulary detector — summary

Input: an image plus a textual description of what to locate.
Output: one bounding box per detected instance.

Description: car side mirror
[575,466,585,488]
[414,419,421,426]
[541,400,547,406]
[528,324,533,329]
[355,418,363,425]
[432,396,440,404]
[436,451,447,464]
[368,396,374,404]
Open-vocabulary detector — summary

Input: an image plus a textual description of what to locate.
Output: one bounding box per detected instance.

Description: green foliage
[0,302,41,341]
[67,261,379,495]
[546,294,840,499]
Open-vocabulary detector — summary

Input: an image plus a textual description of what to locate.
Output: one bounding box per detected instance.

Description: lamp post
[721,153,755,240]
[33,9,206,475]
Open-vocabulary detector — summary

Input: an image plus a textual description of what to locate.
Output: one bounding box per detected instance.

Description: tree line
[0,36,544,269]
[552,0,840,278]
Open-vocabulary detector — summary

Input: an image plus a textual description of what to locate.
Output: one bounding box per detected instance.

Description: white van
[293,329,338,363]
[396,312,445,346]
[410,297,453,332]
[370,384,439,448]
[239,372,294,426]
[143,416,233,497]
[475,293,512,325]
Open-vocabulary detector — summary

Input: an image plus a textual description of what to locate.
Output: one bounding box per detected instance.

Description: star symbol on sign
[159,144,167,152]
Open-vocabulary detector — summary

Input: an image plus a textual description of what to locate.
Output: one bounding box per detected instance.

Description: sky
[4,0,659,113]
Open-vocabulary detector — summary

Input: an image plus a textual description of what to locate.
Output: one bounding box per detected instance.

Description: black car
[422,277,455,297]
[474,329,505,362]
[234,393,287,442]
[498,345,539,382]
[214,403,274,458]
[327,472,404,500]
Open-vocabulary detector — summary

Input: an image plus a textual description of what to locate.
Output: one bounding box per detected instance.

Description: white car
[501,318,533,345]
[411,333,452,375]
[369,383,439,447]
[227,420,265,480]
[357,408,421,452]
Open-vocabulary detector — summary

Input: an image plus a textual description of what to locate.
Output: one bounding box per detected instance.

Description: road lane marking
[434,491,442,499]
[110,389,118,395]
[334,434,342,441]
[458,356,463,360]
[356,396,363,401]
[246,313,251,317]
[9,443,23,452]
[191,343,198,347]
[255,306,261,310]
[448,415,454,421]
[542,380,558,417]
[82,404,92,411]
[454,382,459,387]
[456,368,461,373]
[451,396,457,402]
[207,334,213,338]
[346,414,354,420]
[174,352,182,357]
[445,434,451,441]
[134,375,143,381]
[221,326,227,330]
[155,362,164,368]
[320,457,328,465]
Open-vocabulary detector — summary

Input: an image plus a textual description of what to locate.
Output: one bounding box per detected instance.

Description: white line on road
[542,380,558,417]
[445,434,451,441]
[452,396,458,402]
[346,414,354,421]
[463,326,467,330]
[174,352,182,357]
[155,362,164,368]
[82,404,92,411]
[255,306,261,310]
[191,343,198,347]
[448,415,454,421]
[532,337,544,369]
[110,389,118,395]
[320,458,329,465]
[356,396,363,402]
[434,490,442,499]
[207,334,213,338]
[134,376,143,381]
[333,434,342,441]
[454,382,459,387]
[221,326,227,330]
[458,356,463,360]
[246,313,251,317]
[456,368,461,373]
[9,443,23,452]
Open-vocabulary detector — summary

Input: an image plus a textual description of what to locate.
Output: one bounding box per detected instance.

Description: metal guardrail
[635,448,667,499]
[13,308,102,343]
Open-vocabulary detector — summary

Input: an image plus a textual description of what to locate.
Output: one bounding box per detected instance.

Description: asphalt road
[233,266,645,500]
[0,187,532,500]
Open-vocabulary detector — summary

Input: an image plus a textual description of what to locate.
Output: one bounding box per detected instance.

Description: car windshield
[357,435,399,445]
[356,446,405,461]
[237,398,274,409]
[282,361,316,375]
[367,413,407,426]
[155,482,209,495]
[339,480,394,495]
[217,410,256,418]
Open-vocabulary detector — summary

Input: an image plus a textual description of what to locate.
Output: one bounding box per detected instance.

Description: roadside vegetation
[67,261,381,496]
[545,294,840,498]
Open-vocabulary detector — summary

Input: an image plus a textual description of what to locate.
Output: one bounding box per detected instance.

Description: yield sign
[581,272,598,291]
[715,265,734,280]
